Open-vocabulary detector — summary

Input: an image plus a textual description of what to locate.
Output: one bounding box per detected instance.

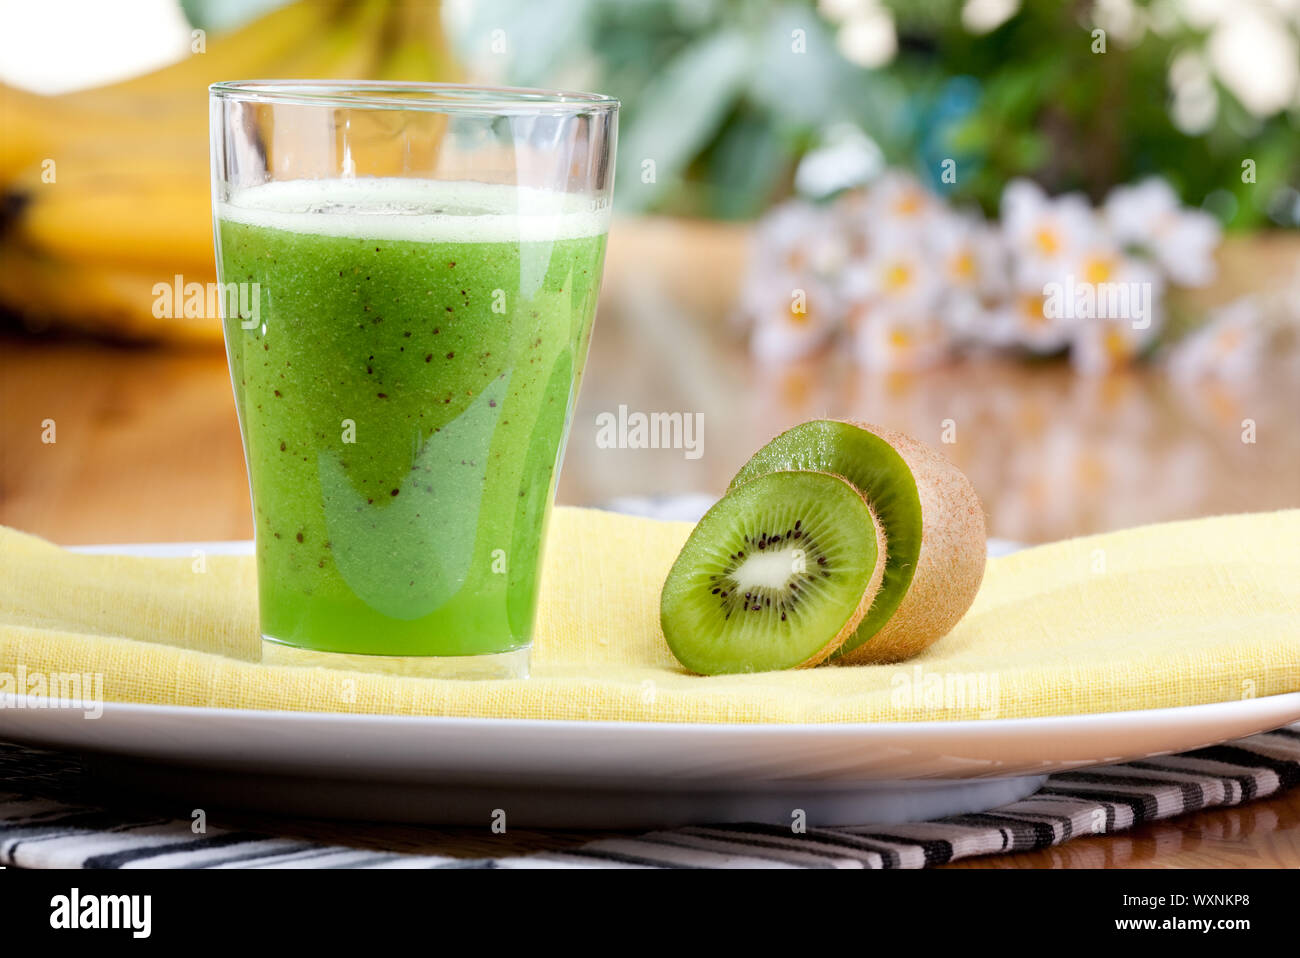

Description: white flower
[738,166,1204,375]
[920,212,1010,345]
[930,212,1009,299]
[1067,237,1164,323]
[982,250,1107,356]
[1023,235,1163,370]
[1001,178,1098,274]
[794,123,884,199]
[742,201,849,333]
[1104,177,1220,286]
[750,201,847,278]
[859,171,941,241]
[848,304,950,371]
[941,291,999,344]
[842,234,944,311]
[1070,313,1162,375]
[1206,5,1299,118]
[986,280,1076,354]
[749,276,839,362]
[962,0,1020,35]
[1165,297,1268,383]
[830,0,897,68]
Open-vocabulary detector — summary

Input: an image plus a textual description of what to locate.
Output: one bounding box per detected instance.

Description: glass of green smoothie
[209,82,617,678]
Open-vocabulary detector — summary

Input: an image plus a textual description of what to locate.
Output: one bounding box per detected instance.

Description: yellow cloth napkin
[1,508,1297,722]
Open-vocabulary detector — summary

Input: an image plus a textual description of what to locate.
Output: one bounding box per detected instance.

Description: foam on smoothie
[219,177,609,244]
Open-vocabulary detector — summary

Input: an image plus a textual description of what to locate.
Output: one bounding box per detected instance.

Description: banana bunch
[0,0,461,343]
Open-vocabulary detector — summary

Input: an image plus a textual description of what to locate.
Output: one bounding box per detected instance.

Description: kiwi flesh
[730,421,985,664]
[660,470,888,675]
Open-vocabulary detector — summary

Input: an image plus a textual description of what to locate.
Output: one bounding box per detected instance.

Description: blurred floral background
[464,0,1299,225]
[453,0,1300,377]
[1,0,1297,546]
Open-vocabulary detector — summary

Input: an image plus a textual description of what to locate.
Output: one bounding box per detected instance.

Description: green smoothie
[216,178,607,659]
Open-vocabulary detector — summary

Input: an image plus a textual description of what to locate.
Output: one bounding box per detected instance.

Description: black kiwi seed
[660,470,886,675]
[702,523,831,622]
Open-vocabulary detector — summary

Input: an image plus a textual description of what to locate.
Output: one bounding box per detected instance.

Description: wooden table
[2,219,1298,868]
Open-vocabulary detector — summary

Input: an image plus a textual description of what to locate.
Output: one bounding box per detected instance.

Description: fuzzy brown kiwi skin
[835,424,987,666]
[787,489,890,670]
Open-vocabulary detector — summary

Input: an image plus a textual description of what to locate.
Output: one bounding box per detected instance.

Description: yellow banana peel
[0,0,463,344]
[0,241,223,344]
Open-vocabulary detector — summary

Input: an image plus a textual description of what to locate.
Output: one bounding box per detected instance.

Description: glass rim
[209,80,619,115]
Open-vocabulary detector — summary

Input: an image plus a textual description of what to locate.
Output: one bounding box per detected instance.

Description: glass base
[260,637,530,679]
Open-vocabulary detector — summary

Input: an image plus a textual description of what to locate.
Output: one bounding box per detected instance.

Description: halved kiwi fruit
[730,420,986,664]
[660,470,887,675]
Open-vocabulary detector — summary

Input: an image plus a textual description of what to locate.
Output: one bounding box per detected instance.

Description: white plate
[1,540,1295,828]
[4,695,1298,828]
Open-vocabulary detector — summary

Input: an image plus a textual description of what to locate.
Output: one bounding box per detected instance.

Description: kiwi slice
[660,470,887,675]
[730,420,986,664]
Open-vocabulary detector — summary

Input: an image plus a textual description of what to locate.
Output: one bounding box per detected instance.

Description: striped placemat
[2,723,1297,869]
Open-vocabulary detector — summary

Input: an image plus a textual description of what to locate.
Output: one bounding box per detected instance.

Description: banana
[20,178,214,273]
[0,85,165,185]
[373,0,463,82]
[0,0,356,181]
[0,0,464,343]
[76,0,351,100]
[3,0,389,270]
[0,240,222,344]
[271,0,393,78]
[329,0,465,177]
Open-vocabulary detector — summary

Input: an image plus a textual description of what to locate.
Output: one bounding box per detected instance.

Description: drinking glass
[209,81,617,678]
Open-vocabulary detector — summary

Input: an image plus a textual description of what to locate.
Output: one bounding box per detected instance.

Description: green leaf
[705,109,789,218]
[615,28,753,212]
[746,6,846,125]
[463,0,598,85]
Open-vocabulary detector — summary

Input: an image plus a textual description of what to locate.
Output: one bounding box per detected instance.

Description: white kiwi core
[731,547,807,591]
